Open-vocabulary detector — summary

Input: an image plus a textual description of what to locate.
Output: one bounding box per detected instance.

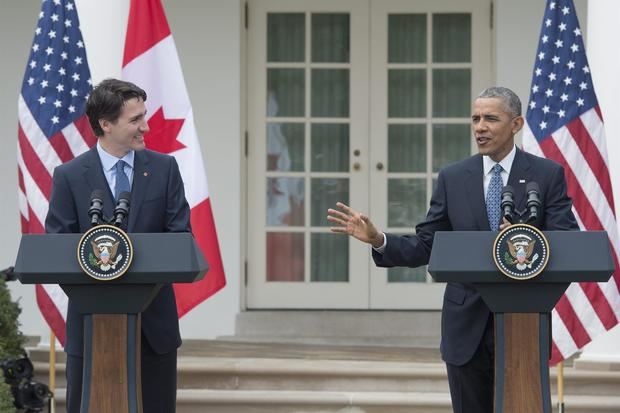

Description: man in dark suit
[45,78,190,413]
[328,86,578,413]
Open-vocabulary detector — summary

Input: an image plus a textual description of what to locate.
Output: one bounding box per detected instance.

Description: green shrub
[0,382,14,412]
[0,277,26,412]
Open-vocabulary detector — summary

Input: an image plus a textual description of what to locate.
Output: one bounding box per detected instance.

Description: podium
[428,230,614,413]
[14,232,208,413]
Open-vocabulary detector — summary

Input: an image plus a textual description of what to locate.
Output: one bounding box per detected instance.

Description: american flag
[18,0,96,344]
[522,0,620,364]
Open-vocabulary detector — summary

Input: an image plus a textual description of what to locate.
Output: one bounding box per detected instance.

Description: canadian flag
[122,0,226,316]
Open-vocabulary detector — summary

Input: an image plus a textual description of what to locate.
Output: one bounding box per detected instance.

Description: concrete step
[45,389,620,413]
[177,357,449,392]
[26,339,620,413]
[32,355,620,397]
[32,357,449,394]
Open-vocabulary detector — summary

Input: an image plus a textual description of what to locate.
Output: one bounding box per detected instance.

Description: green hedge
[0,277,26,412]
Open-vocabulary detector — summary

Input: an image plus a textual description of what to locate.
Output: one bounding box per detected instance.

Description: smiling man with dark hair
[46,78,190,413]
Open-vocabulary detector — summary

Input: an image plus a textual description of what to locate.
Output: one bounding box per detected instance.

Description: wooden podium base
[494,313,552,413]
[81,314,143,413]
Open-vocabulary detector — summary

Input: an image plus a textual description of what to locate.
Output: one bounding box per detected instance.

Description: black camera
[13,381,52,411]
[0,357,33,386]
[1,356,52,412]
[0,266,16,282]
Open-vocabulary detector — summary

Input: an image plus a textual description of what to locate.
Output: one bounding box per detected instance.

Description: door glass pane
[388,124,426,172]
[388,14,426,63]
[311,178,349,227]
[433,69,471,117]
[267,123,305,172]
[311,69,350,117]
[388,266,427,283]
[433,14,471,63]
[267,232,304,281]
[433,124,471,171]
[311,233,349,281]
[268,13,305,62]
[267,69,305,117]
[388,69,426,118]
[311,123,349,172]
[312,14,350,63]
[267,177,305,226]
[388,178,426,227]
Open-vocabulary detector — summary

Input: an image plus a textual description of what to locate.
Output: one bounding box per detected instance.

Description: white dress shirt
[96,141,135,194]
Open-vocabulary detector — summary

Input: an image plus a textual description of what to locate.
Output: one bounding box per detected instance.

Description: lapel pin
[144,172,148,177]
[519,179,526,183]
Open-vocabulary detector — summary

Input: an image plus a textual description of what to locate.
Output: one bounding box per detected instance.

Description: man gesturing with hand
[327,87,578,413]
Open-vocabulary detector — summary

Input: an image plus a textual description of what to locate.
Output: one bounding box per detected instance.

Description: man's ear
[512,116,524,135]
[99,118,110,134]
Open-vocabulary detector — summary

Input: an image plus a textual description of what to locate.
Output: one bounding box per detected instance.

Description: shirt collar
[483,145,517,176]
[96,141,135,171]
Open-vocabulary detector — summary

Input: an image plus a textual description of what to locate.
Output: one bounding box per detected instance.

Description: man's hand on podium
[499,217,511,231]
[327,202,384,248]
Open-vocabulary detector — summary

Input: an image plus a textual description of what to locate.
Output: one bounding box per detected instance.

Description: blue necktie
[486,164,503,231]
[114,160,131,200]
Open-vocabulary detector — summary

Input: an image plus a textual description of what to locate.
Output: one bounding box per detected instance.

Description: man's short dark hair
[85,78,147,137]
[477,86,522,117]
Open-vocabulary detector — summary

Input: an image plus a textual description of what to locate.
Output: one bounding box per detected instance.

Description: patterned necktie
[486,163,503,231]
[114,160,131,200]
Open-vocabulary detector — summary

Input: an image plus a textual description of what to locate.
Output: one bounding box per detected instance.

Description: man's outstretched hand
[327,202,384,248]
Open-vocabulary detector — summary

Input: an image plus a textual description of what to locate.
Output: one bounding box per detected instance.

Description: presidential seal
[77,224,133,281]
[493,223,550,280]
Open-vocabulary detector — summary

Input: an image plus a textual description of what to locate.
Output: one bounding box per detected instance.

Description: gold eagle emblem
[90,238,122,271]
[506,239,538,270]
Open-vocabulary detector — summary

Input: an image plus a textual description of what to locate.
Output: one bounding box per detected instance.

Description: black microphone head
[526,181,541,224]
[113,191,131,227]
[501,185,515,223]
[90,189,105,201]
[117,191,131,203]
[502,185,514,196]
[526,181,540,194]
[89,190,105,226]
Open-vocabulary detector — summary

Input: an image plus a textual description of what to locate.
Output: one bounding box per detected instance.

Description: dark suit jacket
[373,148,578,366]
[45,146,191,357]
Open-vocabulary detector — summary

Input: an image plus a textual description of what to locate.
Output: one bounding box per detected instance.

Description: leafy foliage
[0,278,26,412]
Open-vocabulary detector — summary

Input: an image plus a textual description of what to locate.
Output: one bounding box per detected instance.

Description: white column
[75,0,128,81]
[579,0,620,364]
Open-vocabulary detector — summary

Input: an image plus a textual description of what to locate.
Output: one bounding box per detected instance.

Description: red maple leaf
[145,107,186,154]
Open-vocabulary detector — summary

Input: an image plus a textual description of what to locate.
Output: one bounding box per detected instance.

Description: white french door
[246,0,492,309]
[247,0,371,308]
[369,0,492,309]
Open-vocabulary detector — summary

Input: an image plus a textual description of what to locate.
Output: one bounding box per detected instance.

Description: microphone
[501,185,515,224]
[526,181,541,224]
[88,190,105,226]
[113,192,131,227]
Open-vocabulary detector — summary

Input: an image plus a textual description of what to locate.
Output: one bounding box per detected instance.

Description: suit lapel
[127,150,151,231]
[464,155,490,230]
[82,146,115,220]
[507,148,532,212]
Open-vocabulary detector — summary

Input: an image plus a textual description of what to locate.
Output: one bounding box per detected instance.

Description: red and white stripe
[523,106,620,364]
[18,96,96,345]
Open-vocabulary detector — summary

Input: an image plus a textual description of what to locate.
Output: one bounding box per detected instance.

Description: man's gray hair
[477,86,522,117]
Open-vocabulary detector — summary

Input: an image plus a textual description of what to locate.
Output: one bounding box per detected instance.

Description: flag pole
[49,329,56,412]
[557,361,565,413]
